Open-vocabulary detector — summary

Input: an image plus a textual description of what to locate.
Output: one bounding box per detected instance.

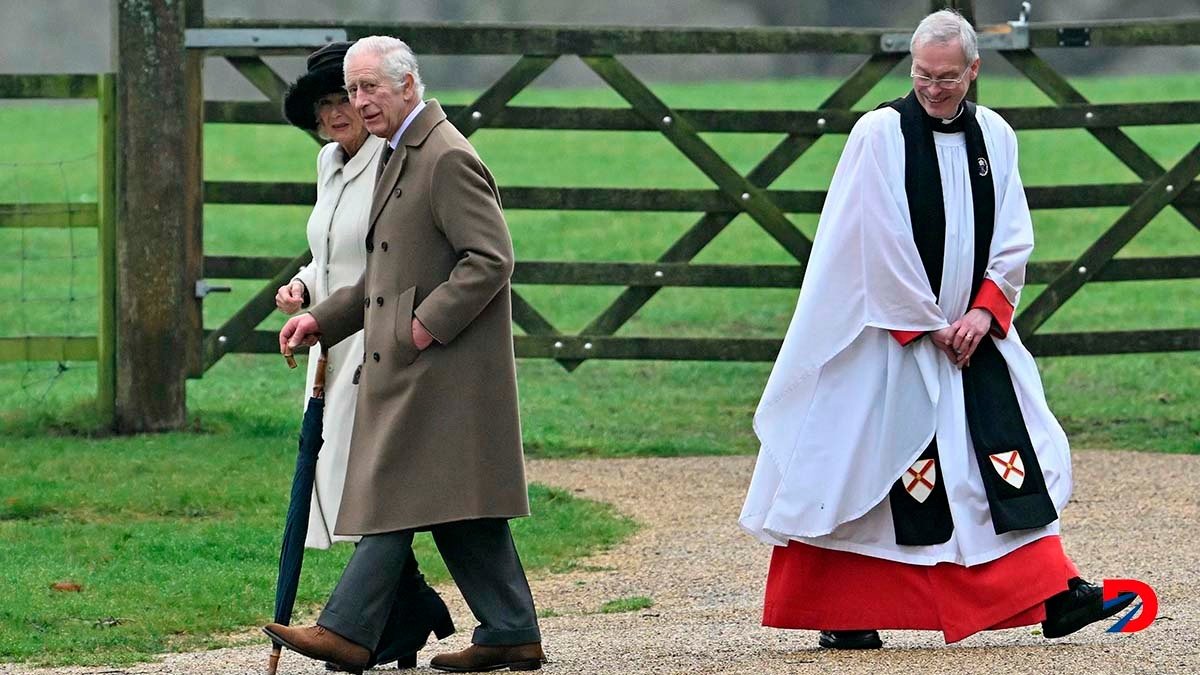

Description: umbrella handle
[313,354,328,398]
[282,344,298,370]
[267,644,282,675]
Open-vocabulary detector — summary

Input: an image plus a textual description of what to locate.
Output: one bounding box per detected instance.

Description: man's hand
[275,280,306,314]
[948,308,992,367]
[412,317,435,351]
[280,313,321,353]
[929,326,960,366]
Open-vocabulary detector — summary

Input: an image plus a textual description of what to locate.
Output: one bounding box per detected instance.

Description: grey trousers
[318,518,541,649]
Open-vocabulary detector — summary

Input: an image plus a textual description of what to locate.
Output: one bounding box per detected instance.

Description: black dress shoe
[818,630,883,649]
[370,587,455,668]
[1043,577,1137,639]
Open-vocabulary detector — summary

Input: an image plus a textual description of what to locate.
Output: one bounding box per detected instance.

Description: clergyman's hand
[948,308,992,367]
[929,326,961,367]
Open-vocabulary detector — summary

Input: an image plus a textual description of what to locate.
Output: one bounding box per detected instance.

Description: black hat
[283,41,353,131]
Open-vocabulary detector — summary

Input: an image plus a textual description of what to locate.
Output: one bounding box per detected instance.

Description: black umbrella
[268,349,327,675]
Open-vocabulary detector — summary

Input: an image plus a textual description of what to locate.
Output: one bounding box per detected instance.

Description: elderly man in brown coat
[268,36,544,674]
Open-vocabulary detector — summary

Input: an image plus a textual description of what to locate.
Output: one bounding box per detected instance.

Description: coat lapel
[367,100,449,234]
[342,134,383,185]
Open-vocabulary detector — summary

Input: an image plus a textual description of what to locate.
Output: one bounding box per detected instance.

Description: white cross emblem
[989,451,1026,489]
[904,458,937,503]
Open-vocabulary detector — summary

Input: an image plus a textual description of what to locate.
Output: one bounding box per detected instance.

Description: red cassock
[764,535,1078,643]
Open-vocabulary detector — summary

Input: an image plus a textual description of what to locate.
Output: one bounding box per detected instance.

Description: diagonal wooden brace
[453,55,558,137]
[558,53,903,370]
[1016,141,1200,335]
[582,55,812,263]
[203,249,313,372]
[444,55,565,342]
[1004,49,1200,234]
[226,56,323,144]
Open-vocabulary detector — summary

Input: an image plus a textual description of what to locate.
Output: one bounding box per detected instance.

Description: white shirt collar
[388,100,427,149]
[940,103,965,124]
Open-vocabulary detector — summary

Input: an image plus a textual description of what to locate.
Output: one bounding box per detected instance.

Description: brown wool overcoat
[308,100,528,534]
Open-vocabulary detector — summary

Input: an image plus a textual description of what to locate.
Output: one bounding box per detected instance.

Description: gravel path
[6,450,1198,675]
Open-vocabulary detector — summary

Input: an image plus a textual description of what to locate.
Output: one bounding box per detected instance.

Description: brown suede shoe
[262,623,370,674]
[430,642,545,672]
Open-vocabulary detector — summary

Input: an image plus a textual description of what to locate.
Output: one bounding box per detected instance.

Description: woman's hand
[275,280,306,314]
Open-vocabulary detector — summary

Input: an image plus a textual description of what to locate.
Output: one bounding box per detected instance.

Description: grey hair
[911,9,979,64]
[345,35,426,98]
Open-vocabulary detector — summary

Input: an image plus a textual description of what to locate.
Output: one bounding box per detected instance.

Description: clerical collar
[929,103,966,133]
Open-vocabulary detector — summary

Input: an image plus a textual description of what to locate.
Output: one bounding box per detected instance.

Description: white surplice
[291,134,384,549]
[739,105,1073,566]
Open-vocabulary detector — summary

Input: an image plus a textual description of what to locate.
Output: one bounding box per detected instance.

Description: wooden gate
[106,0,1199,427]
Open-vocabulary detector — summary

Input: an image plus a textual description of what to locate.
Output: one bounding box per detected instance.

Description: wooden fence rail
[3,0,1175,430]
[178,4,1200,372]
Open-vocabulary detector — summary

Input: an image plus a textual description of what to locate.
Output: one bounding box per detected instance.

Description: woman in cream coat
[276,47,383,551]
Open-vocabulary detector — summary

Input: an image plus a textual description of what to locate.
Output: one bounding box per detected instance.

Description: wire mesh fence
[0,156,100,413]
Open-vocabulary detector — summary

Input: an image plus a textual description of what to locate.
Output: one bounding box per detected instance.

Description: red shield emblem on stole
[989,451,1026,489]
[904,458,937,503]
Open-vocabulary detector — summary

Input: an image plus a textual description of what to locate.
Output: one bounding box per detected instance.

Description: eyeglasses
[910,65,970,88]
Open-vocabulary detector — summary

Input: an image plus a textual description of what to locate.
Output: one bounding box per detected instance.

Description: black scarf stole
[882,91,1058,545]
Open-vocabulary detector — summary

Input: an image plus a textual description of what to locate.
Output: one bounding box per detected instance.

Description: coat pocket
[393,286,421,366]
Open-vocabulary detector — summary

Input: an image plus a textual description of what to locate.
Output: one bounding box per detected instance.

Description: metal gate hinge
[195,279,232,299]
[1056,27,1091,48]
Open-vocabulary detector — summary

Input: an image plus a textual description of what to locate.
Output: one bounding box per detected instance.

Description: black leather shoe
[818,630,883,649]
[1043,577,1137,639]
[370,587,455,668]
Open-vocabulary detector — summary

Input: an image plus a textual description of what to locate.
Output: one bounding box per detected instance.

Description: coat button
[364,297,370,307]
[373,352,380,362]
[381,242,388,252]
[376,297,383,306]
[393,188,402,198]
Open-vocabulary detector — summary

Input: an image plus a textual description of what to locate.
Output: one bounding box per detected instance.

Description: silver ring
[965,332,974,340]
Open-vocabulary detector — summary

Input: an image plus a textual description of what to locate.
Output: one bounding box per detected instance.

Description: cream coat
[309,101,529,534]
[291,134,385,549]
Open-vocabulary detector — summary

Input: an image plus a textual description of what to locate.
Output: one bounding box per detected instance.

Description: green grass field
[2,73,1196,454]
[0,437,634,665]
[0,73,1197,664]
